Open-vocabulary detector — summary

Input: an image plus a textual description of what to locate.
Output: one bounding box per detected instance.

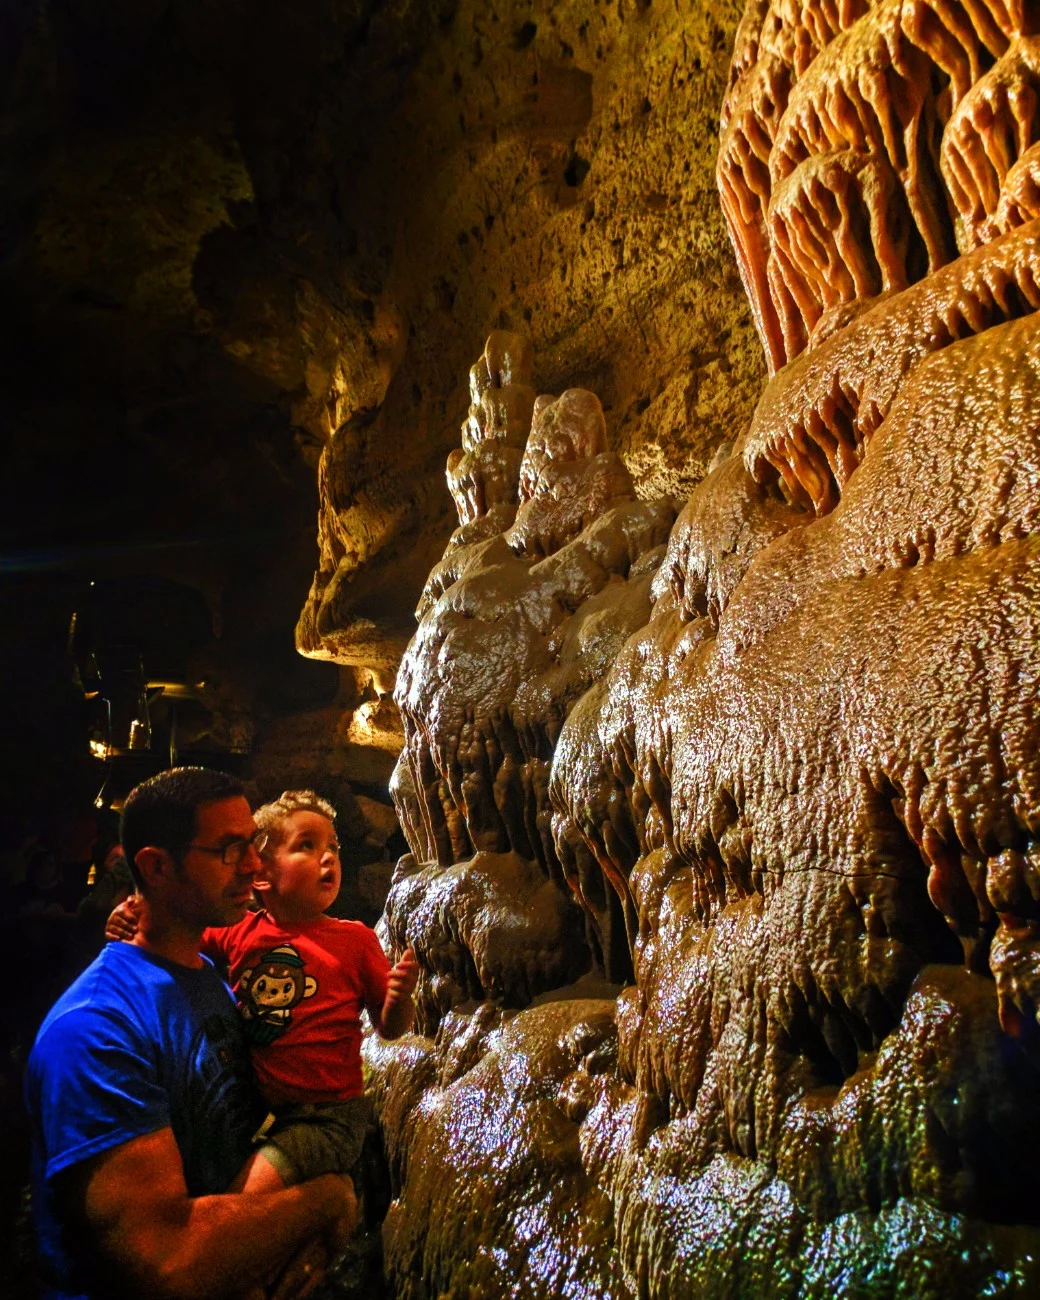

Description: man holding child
[25,767,418,1300]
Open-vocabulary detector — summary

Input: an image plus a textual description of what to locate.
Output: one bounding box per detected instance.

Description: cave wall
[285,0,766,669]
[0,5,762,1289]
[356,1,1040,1296]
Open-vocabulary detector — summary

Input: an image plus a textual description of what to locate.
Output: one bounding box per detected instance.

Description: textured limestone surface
[388,334,677,1009]
[288,0,765,671]
[370,998,624,1298]
[367,1,1040,1295]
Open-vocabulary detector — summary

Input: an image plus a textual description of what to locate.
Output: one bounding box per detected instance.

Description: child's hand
[105,895,142,943]
[386,947,420,1006]
[379,948,419,1040]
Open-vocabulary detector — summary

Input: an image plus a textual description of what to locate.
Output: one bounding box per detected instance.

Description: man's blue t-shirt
[25,941,264,1300]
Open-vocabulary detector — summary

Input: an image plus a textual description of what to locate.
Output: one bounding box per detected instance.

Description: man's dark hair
[120,767,245,887]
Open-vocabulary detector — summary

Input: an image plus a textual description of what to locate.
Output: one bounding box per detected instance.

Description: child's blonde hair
[255,790,336,858]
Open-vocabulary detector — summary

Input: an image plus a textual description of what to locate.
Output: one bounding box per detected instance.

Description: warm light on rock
[360,1,1040,1294]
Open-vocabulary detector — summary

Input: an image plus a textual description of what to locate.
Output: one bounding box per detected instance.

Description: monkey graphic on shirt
[236,944,317,1046]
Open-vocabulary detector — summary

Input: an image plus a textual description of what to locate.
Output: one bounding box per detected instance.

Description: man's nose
[239,842,262,876]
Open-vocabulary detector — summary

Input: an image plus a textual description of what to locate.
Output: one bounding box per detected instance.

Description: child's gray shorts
[254,1094,372,1185]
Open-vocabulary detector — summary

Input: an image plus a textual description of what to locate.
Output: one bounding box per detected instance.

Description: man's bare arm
[68,1127,353,1300]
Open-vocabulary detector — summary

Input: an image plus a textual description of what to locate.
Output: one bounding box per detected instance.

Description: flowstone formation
[368,2,1040,1295]
[388,333,677,1022]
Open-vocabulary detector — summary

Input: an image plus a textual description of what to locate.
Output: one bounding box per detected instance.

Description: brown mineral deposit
[361,1,1040,1295]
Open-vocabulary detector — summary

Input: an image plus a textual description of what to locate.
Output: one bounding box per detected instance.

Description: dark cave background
[0,2,435,1278]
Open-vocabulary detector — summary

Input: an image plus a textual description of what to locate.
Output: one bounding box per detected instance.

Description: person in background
[75,839,134,957]
[12,847,79,922]
[11,847,82,1042]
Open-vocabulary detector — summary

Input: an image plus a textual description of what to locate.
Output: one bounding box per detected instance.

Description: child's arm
[375,947,419,1040]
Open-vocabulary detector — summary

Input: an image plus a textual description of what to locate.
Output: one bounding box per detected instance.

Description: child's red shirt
[201,910,390,1105]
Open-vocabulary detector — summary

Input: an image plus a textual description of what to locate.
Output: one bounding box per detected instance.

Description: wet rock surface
[363,2,1040,1295]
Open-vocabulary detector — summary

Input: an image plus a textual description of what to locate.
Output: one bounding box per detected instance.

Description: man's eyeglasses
[185,830,266,866]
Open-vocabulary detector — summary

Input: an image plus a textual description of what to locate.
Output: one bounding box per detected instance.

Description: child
[108,789,418,1194]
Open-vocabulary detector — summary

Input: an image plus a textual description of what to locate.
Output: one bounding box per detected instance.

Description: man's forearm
[113,1174,349,1300]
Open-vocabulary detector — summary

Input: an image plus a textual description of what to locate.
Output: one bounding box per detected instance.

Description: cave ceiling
[2,0,761,647]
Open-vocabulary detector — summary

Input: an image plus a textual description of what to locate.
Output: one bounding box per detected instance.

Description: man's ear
[133,846,174,890]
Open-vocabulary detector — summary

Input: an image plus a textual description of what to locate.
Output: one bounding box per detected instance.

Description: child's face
[256,810,341,921]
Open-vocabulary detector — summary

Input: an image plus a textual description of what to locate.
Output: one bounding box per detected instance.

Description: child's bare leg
[324,1173,359,1248]
[227,1148,295,1296]
[229,1146,291,1193]
[267,1237,329,1300]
